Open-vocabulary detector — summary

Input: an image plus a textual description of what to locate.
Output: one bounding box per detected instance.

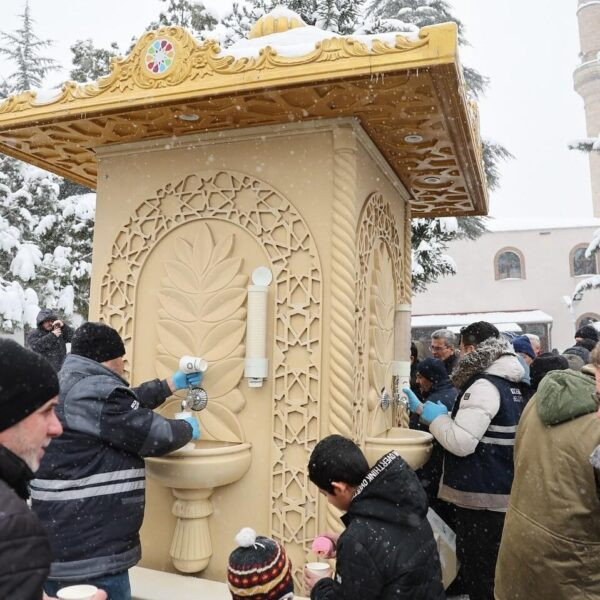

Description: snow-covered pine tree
[147,0,220,33]
[365,0,465,42]
[361,0,513,291]
[0,3,95,331]
[221,0,362,37]
[70,39,120,83]
[0,1,59,91]
[411,216,486,293]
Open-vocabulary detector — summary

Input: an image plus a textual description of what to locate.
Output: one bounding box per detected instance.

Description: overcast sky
[0,0,593,222]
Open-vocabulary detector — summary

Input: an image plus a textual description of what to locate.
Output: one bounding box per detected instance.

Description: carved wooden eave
[0,22,488,217]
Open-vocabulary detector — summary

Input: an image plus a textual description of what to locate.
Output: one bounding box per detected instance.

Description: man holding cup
[31,322,203,599]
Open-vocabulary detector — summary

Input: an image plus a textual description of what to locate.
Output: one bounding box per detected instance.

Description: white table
[130,566,309,600]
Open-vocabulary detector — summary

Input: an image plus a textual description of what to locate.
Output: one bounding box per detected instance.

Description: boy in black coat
[305,435,445,600]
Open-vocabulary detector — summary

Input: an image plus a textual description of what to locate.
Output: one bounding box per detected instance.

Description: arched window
[571,244,598,277]
[576,313,600,330]
[494,248,525,280]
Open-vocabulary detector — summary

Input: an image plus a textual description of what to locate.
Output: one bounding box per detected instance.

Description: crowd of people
[404,323,600,600]
[1,310,599,600]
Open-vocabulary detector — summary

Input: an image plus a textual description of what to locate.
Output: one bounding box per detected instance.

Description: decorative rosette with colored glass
[145,39,175,74]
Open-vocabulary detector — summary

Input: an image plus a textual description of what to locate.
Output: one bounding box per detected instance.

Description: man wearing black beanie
[31,322,204,599]
[0,339,61,599]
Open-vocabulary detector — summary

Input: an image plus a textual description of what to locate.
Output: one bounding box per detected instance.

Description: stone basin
[145,440,252,490]
[364,427,433,469]
[144,440,252,573]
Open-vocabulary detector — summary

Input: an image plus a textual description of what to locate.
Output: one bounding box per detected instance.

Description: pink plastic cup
[311,535,335,557]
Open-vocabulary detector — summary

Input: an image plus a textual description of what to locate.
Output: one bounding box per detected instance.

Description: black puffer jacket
[0,446,52,600]
[311,452,445,600]
[27,309,73,371]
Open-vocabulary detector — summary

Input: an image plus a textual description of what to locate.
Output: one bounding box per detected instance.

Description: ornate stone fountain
[0,8,487,588]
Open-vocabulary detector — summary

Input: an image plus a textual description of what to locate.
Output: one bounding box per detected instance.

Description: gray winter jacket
[31,354,193,580]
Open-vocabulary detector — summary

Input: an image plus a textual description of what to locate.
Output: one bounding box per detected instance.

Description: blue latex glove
[172,370,204,390]
[402,387,423,413]
[421,400,449,424]
[182,415,201,440]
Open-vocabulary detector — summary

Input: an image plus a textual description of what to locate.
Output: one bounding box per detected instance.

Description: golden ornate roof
[0,22,487,216]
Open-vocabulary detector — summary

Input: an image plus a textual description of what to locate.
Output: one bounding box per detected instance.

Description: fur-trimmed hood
[452,336,524,390]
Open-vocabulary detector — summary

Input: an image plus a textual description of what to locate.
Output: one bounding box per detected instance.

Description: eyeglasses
[429,345,447,352]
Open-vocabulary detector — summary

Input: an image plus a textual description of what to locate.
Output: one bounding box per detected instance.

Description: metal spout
[392,375,409,410]
[185,386,208,411]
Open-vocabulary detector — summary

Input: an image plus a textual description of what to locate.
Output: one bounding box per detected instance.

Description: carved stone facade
[99,170,322,581]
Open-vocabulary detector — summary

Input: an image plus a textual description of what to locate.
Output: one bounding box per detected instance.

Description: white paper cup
[305,562,332,594]
[174,411,192,420]
[305,561,332,578]
[56,584,98,600]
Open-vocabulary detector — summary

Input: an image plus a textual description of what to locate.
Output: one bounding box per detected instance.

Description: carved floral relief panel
[355,193,405,444]
[368,242,396,438]
[153,223,248,442]
[99,170,322,582]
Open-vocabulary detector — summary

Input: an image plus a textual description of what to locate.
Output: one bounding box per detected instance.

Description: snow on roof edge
[219,23,419,60]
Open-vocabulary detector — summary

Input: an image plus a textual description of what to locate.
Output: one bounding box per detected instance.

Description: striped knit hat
[227,528,294,599]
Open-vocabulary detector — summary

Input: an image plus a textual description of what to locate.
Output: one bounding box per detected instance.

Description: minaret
[574,0,600,215]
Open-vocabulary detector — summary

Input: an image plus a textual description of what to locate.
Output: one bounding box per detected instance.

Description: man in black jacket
[32,322,203,600]
[305,435,444,600]
[27,308,74,371]
[0,339,107,600]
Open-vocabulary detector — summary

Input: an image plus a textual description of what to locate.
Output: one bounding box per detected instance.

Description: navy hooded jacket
[410,358,458,504]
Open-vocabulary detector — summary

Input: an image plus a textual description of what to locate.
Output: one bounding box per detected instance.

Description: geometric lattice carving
[0,25,487,216]
[355,193,404,443]
[99,170,321,584]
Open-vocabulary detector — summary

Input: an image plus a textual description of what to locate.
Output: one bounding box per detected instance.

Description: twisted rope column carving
[327,127,358,532]
[402,201,413,305]
[397,202,413,428]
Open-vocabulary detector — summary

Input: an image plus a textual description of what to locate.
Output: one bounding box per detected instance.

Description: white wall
[412,225,600,351]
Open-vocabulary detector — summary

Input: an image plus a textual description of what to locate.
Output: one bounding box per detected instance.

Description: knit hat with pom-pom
[227,527,294,599]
